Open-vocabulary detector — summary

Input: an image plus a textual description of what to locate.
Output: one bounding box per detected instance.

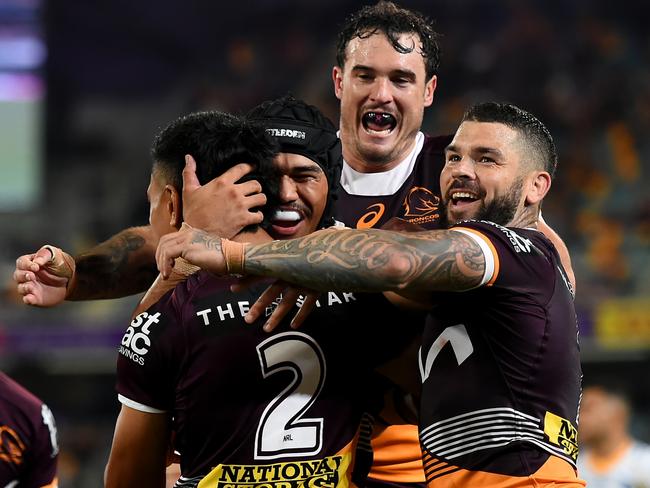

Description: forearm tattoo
[243,228,485,293]
[70,230,157,300]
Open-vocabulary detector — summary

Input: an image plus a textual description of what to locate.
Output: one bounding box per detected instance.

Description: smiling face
[333,32,436,172]
[267,153,329,239]
[440,121,530,227]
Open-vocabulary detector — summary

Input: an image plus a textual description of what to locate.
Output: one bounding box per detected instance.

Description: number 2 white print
[255,332,326,460]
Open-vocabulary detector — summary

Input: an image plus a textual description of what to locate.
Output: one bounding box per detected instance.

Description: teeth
[366,128,392,135]
[272,210,301,222]
[451,192,477,200]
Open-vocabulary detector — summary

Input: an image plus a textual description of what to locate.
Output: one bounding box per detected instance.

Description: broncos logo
[0,425,25,465]
[403,187,440,217]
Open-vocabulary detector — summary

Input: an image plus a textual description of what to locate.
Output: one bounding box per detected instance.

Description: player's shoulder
[0,372,44,415]
[452,220,550,257]
[423,132,454,151]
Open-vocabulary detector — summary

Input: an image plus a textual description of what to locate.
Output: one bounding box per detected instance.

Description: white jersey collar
[340,132,425,196]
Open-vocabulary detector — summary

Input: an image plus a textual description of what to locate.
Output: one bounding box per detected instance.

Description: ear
[525,171,551,206]
[423,75,437,107]
[165,185,183,229]
[332,66,344,100]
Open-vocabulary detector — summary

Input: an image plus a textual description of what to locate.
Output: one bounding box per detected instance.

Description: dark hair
[150,110,281,228]
[461,102,558,178]
[336,1,441,81]
[247,95,343,229]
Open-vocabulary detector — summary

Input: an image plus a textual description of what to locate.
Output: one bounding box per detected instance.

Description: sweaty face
[334,32,436,172]
[267,153,328,239]
[440,121,526,226]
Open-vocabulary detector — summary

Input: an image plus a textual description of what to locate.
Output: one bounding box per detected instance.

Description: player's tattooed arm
[69,226,158,300]
[242,227,486,294]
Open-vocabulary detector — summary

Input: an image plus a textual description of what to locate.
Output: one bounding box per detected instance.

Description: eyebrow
[351,65,417,80]
[291,164,323,174]
[445,145,504,158]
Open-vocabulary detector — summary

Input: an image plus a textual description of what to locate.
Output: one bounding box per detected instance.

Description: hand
[13,245,75,306]
[237,280,320,332]
[156,223,228,279]
[182,155,267,238]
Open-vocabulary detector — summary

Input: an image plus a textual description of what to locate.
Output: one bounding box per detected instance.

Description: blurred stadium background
[0,0,648,485]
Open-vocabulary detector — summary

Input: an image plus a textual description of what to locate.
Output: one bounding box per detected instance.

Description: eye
[393,77,410,87]
[479,156,495,164]
[446,154,461,163]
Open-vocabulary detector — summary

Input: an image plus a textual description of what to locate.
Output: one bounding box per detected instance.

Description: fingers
[155,233,180,279]
[15,254,39,274]
[290,293,319,329]
[220,163,257,185]
[245,282,285,325]
[182,155,201,194]
[262,287,303,333]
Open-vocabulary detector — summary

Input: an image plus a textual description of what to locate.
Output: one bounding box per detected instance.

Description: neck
[507,205,539,229]
[341,132,418,174]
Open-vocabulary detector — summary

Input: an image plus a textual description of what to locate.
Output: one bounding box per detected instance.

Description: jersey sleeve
[21,403,58,488]
[451,220,557,301]
[116,288,186,413]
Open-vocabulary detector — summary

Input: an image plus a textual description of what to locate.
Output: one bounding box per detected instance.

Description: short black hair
[461,102,558,178]
[150,111,280,227]
[336,1,441,81]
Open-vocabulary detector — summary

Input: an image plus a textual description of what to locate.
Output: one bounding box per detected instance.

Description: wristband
[221,239,246,275]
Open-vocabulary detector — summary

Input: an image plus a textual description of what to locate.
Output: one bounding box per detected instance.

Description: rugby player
[105,97,418,487]
[14,3,575,485]
[155,102,585,488]
[0,372,59,487]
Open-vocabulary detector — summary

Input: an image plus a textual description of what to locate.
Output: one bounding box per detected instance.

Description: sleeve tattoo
[69,228,158,300]
[243,228,486,293]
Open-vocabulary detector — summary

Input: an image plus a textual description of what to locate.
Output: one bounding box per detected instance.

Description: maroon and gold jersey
[419,221,583,488]
[116,272,418,487]
[337,133,451,231]
[0,372,58,488]
[336,132,451,485]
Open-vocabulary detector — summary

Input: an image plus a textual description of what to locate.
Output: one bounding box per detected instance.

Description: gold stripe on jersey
[369,424,426,482]
[451,227,500,286]
[422,452,585,488]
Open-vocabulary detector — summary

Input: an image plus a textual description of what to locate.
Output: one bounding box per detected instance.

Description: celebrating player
[155,102,585,488]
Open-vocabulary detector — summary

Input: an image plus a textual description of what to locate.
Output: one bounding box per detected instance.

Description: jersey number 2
[255,332,326,460]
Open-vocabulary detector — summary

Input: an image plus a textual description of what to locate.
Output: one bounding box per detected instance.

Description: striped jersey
[419,220,583,487]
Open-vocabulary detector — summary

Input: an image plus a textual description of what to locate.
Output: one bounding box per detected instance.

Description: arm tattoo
[190,231,222,252]
[69,228,157,300]
[243,228,485,293]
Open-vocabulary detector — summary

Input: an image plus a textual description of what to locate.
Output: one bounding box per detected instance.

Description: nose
[279,175,298,203]
[449,156,476,180]
[369,77,393,104]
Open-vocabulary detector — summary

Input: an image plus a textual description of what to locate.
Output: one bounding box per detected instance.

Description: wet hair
[247,95,343,229]
[336,1,441,81]
[150,110,281,229]
[461,102,558,178]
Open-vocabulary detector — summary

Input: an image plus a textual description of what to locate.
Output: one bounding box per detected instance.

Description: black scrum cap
[247,95,343,229]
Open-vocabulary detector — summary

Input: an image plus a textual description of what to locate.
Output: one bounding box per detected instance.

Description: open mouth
[362,111,397,135]
[448,190,480,208]
[269,209,305,236]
